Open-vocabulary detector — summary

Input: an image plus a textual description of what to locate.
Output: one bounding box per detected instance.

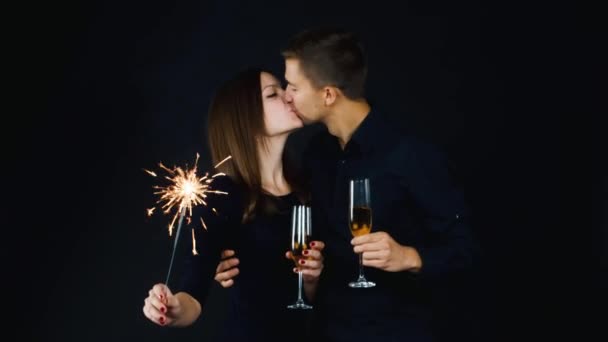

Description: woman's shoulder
[201,174,244,217]
[207,174,239,194]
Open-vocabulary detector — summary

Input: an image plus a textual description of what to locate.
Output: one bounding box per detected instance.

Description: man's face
[284,58,325,124]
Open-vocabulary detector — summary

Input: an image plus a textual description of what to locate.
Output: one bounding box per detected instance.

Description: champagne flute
[348,178,376,288]
[287,205,313,309]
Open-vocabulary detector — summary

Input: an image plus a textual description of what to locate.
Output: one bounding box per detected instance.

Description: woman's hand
[286,240,325,301]
[142,283,182,326]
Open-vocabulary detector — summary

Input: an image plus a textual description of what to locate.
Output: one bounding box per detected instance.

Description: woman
[142,68,325,340]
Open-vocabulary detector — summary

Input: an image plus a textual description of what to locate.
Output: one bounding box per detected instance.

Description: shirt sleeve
[399,139,475,281]
[174,175,242,305]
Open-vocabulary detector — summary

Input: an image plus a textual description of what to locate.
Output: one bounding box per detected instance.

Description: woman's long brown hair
[207,68,307,223]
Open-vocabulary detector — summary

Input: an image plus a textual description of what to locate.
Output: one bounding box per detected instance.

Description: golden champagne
[350,206,372,237]
[291,236,311,264]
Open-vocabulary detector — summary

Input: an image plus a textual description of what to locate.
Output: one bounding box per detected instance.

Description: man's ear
[323,86,340,106]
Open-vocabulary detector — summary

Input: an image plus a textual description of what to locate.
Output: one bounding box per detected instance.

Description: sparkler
[145,153,231,286]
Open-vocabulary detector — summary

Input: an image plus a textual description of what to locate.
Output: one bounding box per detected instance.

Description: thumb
[163,285,174,297]
[164,287,179,307]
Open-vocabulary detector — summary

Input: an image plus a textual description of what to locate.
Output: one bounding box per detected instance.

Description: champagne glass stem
[297,271,304,302]
[358,253,365,281]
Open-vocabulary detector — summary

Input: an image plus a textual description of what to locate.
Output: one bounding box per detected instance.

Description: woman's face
[260,72,303,137]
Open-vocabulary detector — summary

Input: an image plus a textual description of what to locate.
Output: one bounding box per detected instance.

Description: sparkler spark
[143,169,157,177]
[146,153,228,236]
[214,155,232,169]
[191,228,198,255]
[145,153,231,286]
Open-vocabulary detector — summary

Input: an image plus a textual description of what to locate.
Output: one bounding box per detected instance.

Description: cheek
[265,104,289,124]
[294,94,307,107]
[265,106,281,122]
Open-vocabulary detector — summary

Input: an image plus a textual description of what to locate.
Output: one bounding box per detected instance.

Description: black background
[8,1,605,341]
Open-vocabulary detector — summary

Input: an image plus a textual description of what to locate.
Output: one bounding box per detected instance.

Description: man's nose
[283,90,293,103]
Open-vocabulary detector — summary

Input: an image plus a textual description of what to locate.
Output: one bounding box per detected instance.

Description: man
[215,27,475,341]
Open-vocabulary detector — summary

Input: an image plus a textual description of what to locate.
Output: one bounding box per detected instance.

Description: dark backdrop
[9,1,604,341]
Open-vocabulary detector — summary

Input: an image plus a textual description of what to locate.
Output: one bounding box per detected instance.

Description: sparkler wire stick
[165,206,186,287]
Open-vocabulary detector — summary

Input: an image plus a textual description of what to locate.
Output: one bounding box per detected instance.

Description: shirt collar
[342,109,381,155]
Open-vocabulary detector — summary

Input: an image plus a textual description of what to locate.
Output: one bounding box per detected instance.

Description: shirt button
[340,160,346,164]
[455,214,460,219]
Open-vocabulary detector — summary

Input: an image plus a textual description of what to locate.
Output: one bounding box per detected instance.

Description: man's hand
[351,231,422,272]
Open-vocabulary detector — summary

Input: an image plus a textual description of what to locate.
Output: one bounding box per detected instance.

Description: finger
[152,283,170,304]
[362,259,385,269]
[148,292,168,314]
[149,289,166,307]
[298,258,321,269]
[216,257,239,273]
[144,297,163,316]
[351,232,386,245]
[152,284,175,308]
[353,241,387,254]
[144,298,167,325]
[285,251,293,260]
[362,249,389,261]
[302,249,322,260]
[301,268,322,278]
[143,303,151,320]
[161,316,173,326]
[351,234,371,246]
[309,240,325,251]
[151,284,165,302]
[221,249,235,259]
[215,267,240,282]
[143,303,157,323]
[220,279,234,288]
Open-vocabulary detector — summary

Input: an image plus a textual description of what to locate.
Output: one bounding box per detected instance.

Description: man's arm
[400,139,474,279]
[351,140,474,279]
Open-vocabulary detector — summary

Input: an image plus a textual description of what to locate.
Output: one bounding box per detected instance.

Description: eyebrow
[263,84,280,90]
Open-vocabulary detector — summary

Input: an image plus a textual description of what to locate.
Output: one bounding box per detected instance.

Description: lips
[287,107,300,118]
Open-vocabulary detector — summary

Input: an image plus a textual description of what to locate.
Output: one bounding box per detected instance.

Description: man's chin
[296,113,314,125]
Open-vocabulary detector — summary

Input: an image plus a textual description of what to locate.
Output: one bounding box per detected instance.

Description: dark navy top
[177,176,310,341]
[303,110,475,342]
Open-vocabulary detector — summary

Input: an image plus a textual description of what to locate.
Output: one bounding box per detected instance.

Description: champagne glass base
[349,280,376,288]
[287,302,313,310]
